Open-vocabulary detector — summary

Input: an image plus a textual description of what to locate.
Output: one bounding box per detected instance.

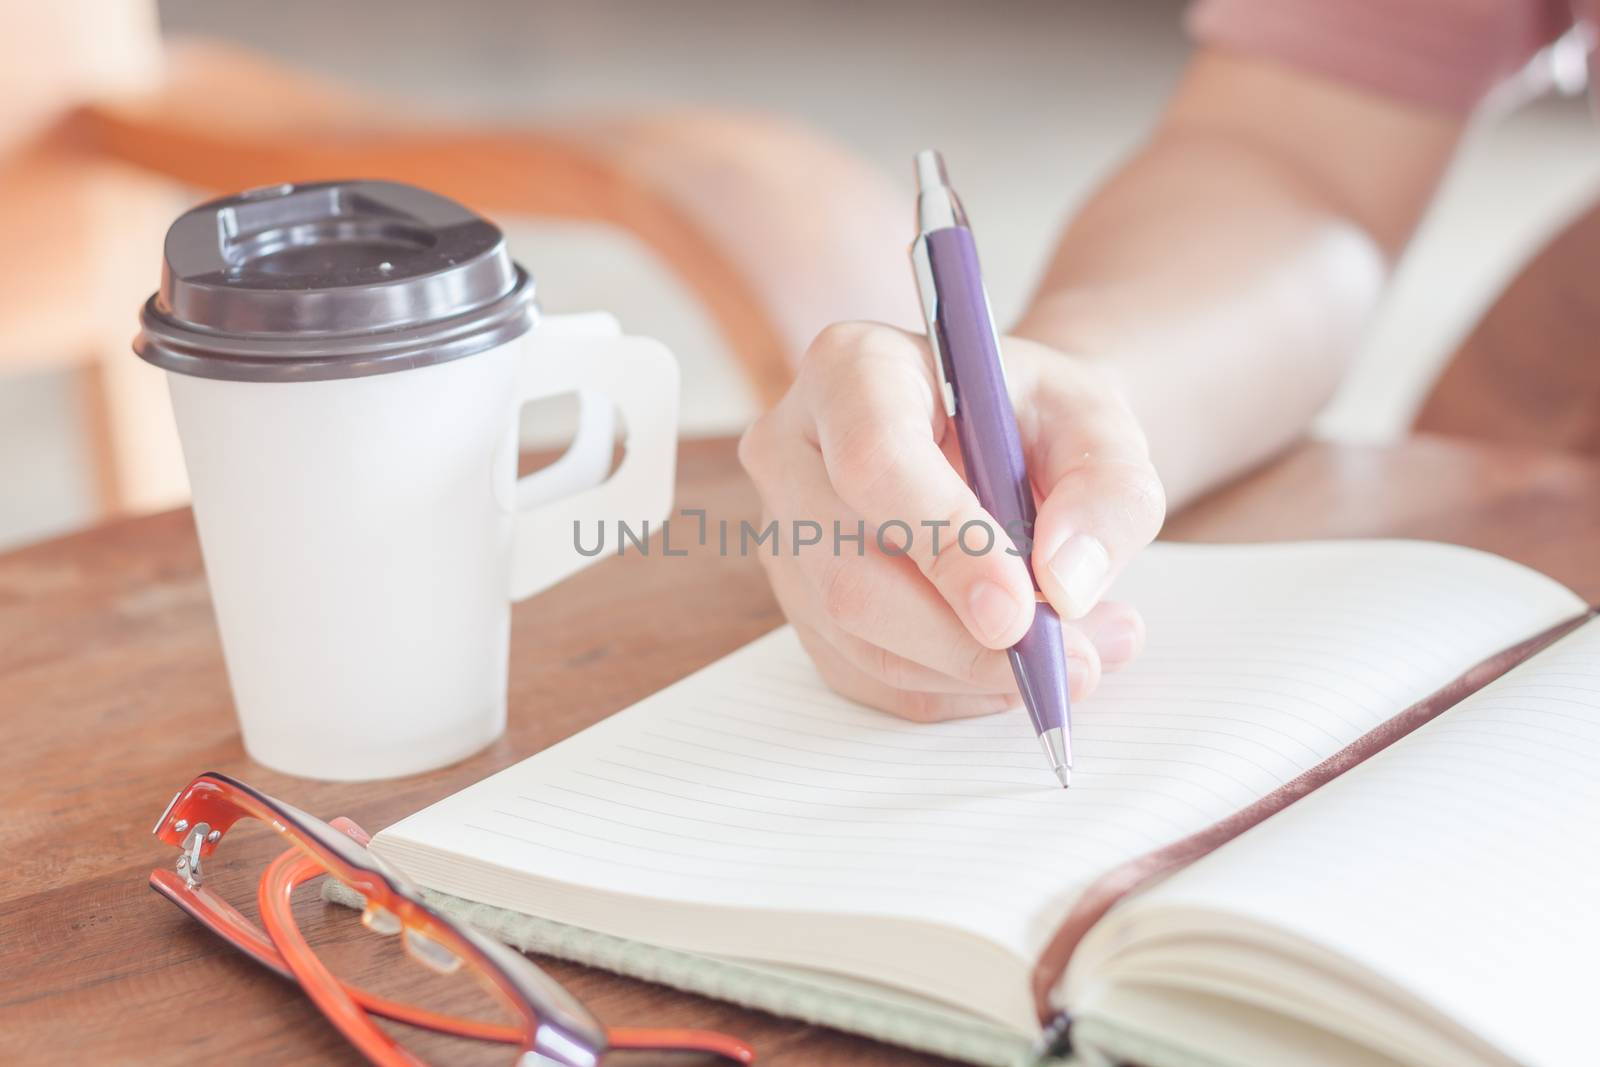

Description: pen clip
[910,233,958,419]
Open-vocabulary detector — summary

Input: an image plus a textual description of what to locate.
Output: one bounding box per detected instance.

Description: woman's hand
[739,322,1166,721]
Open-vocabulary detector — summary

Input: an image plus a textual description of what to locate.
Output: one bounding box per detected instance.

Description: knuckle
[1076,358,1127,403]
[872,646,924,693]
[753,540,783,579]
[1106,461,1168,540]
[795,629,863,699]
[895,689,1010,723]
[812,320,879,356]
[736,422,761,479]
[827,423,908,504]
[892,689,946,724]
[802,322,879,386]
[737,414,778,482]
[817,559,876,632]
[955,640,995,688]
[922,506,986,583]
[1050,455,1168,547]
[804,322,928,407]
[810,655,863,708]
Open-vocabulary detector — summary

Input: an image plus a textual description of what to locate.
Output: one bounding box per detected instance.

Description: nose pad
[404,928,463,975]
[361,903,402,936]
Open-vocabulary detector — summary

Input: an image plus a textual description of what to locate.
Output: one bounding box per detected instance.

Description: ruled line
[377,541,1585,962]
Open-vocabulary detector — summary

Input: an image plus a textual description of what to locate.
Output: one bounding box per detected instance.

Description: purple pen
[910,150,1073,788]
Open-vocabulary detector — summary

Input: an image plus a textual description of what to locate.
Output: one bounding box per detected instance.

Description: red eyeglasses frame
[150,771,753,1066]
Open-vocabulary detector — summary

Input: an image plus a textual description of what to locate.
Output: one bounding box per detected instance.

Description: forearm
[1016,131,1384,505]
[1015,51,1461,507]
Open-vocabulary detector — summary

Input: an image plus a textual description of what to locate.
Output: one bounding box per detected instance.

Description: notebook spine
[1025,611,1591,1023]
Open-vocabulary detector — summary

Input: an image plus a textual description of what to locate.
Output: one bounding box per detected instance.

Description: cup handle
[509,314,679,601]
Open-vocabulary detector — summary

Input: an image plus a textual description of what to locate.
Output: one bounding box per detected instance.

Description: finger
[1060,619,1104,700]
[761,504,1106,706]
[792,618,1103,722]
[746,389,1112,698]
[1015,358,1166,619]
[1074,600,1146,672]
[770,529,1106,700]
[762,551,1005,695]
[791,621,1020,723]
[799,324,1038,650]
[744,409,1019,693]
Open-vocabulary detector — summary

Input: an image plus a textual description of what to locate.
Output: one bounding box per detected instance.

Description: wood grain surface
[1416,199,1600,456]
[3,434,1598,1065]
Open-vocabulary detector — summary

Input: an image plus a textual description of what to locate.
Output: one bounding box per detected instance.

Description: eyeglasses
[150,771,753,1066]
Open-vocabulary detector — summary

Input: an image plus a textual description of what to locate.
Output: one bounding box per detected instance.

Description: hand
[738,322,1165,721]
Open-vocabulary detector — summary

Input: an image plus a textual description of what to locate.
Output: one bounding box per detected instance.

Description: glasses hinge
[175,822,212,889]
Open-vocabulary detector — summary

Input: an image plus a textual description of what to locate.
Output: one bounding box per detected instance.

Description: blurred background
[3,0,1596,550]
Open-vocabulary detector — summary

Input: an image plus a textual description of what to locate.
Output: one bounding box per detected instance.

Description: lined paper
[376,540,1583,1029]
[1104,618,1600,1067]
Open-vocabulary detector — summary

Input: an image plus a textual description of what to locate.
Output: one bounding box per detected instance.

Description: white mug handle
[509,312,679,601]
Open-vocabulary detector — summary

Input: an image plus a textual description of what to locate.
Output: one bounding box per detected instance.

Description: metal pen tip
[913,149,966,231]
[1039,727,1071,789]
[914,149,948,194]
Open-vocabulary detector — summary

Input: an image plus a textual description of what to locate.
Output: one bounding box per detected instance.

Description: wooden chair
[1415,197,1600,454]
[11,4,919,515]
[0,1,175,514]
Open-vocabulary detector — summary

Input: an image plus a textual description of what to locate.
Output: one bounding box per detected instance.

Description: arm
[1016,49,1465,506]
[740,48,1470,720]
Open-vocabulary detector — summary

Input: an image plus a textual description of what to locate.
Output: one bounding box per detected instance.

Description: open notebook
[343,541,1596,1067]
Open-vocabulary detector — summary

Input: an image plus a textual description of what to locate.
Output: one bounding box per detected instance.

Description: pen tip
[914,149,948,193]
[1039,728,1071,788]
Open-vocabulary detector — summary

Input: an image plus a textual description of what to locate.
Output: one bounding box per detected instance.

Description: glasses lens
[290,867,531,1065]
[171,806,763,1067]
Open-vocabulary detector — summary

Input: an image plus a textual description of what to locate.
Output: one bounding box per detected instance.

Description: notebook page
[376,541,1582,1029]
[1095,618,1600,1067]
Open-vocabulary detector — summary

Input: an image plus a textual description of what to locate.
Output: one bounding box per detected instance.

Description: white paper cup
[137,182,677,780]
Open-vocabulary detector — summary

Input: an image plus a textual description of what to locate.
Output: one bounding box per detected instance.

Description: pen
[909,149,1073,788]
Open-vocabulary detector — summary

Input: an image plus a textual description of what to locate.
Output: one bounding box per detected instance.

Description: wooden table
[4,434,1598,1065]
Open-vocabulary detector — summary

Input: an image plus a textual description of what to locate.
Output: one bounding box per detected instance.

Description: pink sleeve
[1187,0,1575,113]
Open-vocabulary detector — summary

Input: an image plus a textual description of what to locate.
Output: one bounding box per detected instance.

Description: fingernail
[1066,655,1091,698]
[967,580,1023,645]
[1091,617,1140,668]
[1047,534,1110,617]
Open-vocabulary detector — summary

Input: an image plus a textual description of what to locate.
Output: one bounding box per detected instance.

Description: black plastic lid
[134,180,535,382]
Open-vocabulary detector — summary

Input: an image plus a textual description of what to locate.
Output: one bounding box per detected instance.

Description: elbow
[1282,216,1389,404]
